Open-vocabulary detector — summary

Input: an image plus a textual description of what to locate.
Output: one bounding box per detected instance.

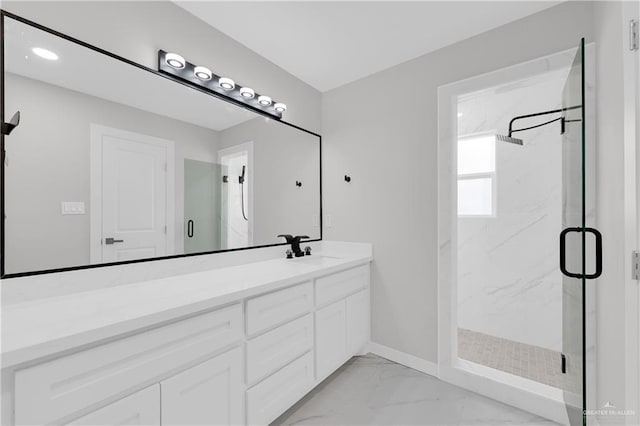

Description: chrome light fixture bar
[158,50,285,119]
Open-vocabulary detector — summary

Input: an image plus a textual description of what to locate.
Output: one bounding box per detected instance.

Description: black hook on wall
[1,111,20,136]
[344,175,351,183]
[296,181,302,187]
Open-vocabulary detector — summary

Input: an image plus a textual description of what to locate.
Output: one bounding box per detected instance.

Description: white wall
[4,73,220,274]
[322,0,595,364]
[219,117,321,246]
[592,1,628,421]
[457,73,565,351]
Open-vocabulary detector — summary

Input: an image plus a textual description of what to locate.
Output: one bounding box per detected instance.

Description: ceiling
[175,1,561,92]
[4,17,256,132]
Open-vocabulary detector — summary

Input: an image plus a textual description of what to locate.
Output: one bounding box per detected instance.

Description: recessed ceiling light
[165,53,185,69]
[219,77,235,90]
[258,95,272,106]
[274,102,287,113]
[32,47,58,61]
[194,66,212,80]
[240,87,255,99]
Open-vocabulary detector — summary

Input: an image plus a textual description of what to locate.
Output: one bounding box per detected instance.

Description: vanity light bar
[157,50,286,119]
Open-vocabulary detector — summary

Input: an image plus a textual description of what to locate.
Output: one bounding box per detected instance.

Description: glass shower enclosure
[449,38,599,426]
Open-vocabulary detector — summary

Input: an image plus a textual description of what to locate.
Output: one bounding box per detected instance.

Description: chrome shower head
[495,134,524,146]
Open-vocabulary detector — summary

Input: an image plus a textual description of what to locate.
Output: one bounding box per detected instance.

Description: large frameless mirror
[1,13,321,277]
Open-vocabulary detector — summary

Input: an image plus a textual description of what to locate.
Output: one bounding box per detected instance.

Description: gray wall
[4,73,220,273]
[219,117,321,246]
[322,0,595,364]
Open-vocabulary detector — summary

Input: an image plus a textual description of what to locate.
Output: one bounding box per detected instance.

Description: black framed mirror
[0,11,322,278]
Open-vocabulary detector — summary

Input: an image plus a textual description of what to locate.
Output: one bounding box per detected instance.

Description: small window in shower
[457,133,496,217]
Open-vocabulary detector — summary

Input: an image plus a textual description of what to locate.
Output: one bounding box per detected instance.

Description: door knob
[105,237,124,245]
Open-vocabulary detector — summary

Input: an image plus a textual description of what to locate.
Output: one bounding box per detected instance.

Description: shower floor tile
[458,328,580,392]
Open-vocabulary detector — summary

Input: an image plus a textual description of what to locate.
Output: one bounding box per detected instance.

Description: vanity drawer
[315,265,369,307]
[247,314,313,385]
[246,352,314,426]
[15,303,243,426]
[246,281,313,336]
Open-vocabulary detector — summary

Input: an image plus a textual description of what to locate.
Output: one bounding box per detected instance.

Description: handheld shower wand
[239,165,248,221]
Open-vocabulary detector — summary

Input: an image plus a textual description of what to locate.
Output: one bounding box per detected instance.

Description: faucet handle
[285,249,293,259]
[304,246,312,256]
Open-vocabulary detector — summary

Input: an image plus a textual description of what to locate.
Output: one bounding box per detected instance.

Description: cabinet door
[65,385,160,426]
[346,289,370,355]
[161,347,243,425]
[315,300,347,380]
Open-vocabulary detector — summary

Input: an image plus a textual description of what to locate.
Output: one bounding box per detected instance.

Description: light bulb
[274,102,287,113]
[219,77,235,90]
[240,87,255,99]
[194,66,212,80]
[258,95,272,106]
[165,53,185,69]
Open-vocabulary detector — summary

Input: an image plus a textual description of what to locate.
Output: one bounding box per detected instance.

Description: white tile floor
[273,354,557,425]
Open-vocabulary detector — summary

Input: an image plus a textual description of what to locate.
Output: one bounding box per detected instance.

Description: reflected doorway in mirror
[218,142,254,250]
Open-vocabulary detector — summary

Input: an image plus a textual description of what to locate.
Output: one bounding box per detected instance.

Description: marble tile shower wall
[457,71,568,352]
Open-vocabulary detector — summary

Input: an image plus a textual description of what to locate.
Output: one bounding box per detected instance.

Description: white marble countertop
[1,242,372,369]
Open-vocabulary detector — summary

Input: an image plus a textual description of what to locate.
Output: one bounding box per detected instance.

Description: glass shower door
[560,38,601,425]
[184,159,222,254]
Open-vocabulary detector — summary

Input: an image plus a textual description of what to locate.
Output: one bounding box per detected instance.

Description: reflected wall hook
[296,181,302,187]
[344,175,351,183]
[1,111,20,136]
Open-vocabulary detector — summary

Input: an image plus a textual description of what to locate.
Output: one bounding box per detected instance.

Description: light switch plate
[62,201,85,215]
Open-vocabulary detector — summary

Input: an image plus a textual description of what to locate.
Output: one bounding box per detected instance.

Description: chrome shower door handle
[559,227,602,279]
[105,237,124,245]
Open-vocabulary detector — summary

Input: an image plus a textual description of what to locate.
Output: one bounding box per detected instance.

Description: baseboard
[368,342,438,377]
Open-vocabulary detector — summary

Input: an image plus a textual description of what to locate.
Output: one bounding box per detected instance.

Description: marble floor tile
[272,354,557,426]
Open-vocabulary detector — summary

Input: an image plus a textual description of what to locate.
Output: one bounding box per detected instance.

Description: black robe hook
[1,111,20,136]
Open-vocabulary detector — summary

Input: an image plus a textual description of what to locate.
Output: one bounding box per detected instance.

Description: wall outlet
[325,214,333,228]
[62,201,85,215]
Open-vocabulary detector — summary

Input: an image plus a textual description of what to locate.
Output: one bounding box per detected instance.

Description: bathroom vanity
[1,242,372,425]
[0,11,368,425]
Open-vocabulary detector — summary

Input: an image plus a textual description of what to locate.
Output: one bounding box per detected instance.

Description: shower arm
[507,105,581,137]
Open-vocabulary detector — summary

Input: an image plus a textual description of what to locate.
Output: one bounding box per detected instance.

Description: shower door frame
[437,45,596,425]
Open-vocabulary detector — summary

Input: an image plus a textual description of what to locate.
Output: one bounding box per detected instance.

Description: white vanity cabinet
[316,300,348,380]
[65,385,160,426]
[14,303,244,425]
[7,262,371,426]
[315,266,370,381]
[160,347,243,425]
